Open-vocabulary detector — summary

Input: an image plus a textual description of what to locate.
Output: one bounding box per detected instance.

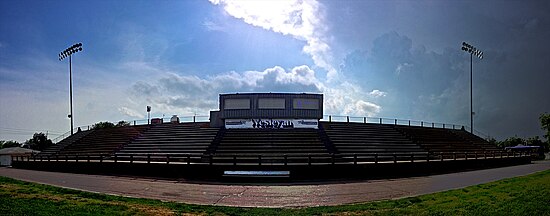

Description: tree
[0,140,21,149]
[496,136,525,148]
[526,136,549,152]
[116,120,130,127]
[92,121,115,129]
[540,113,550,141]
[24,133,53,151]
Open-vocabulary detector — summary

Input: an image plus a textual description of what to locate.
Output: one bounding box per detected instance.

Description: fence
[17,151,530,166]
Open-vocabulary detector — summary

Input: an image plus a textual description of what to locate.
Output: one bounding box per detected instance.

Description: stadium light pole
[59,43,83,135]
[461,42,483,134]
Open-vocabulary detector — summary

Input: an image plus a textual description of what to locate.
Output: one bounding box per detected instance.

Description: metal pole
[470,53,473,134]
[70,55,74,135]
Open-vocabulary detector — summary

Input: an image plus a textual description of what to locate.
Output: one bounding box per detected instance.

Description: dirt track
[1,161,549,207]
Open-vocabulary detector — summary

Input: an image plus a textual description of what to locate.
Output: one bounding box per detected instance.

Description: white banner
[225,119,318,129]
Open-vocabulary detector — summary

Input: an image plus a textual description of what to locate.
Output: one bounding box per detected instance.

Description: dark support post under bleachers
[65,155,68,162]
[187,155,190,165]
[115,154,118,163]
[209,154,213,165]
[130,155,133,163]
[76,155,79,162]
[411,154,414,162]
[427,152,430,162]
[100,155,103,163]
[475,153,478,160]
[465,152,468,160]
[234,154,237,165]
[87,155,90,162]
[166,155,170,164]
[308,154,311,165]
[47,156,50,162]
[147,154,150,163]
[258,155,261,165]
[393,153,397,163]
[284,154,287,165]
[353,154,357,165]
[375,153,378,164]
[331,154,335,165]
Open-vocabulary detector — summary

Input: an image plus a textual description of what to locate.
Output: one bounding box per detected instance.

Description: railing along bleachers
[56,125,150,156]
[115,123,219,162]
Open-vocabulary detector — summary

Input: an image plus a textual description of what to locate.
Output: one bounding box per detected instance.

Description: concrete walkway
[1,161,549,208]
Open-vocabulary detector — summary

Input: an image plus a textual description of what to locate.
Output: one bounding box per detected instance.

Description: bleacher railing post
[395,119,397,125]
[432,123,434,128]
[380,118,382,124]
[364,117,366,123]
[193,115,196,123]
[408,120,411,126]
[443,124,445,129]
[421,121,424,127]
[329,115,332,122]
[453,125,455,129]
[346,116,349,123]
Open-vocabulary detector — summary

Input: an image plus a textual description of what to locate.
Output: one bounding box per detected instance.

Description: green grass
[1,170,549,216]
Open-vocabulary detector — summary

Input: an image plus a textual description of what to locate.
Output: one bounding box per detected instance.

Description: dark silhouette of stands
[115,123,219,161]
[394,125,494,153]
[38,121,501,164]
[322,122,425,154]
[211,128,331,155]
[37,130,93,156]
[55,125,149,156]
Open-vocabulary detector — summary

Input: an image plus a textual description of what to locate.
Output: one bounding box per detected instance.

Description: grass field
[1,170,549,216]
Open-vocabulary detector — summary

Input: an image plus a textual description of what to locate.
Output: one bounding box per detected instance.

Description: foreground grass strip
[1,170,549,216]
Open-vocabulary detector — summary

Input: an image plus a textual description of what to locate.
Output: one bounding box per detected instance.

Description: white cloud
[118,107,144,119]
[344,100,381,117]
[369,89,387,98]
[209,0,338,79]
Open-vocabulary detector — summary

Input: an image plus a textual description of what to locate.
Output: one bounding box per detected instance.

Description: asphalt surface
[1,161,549,208]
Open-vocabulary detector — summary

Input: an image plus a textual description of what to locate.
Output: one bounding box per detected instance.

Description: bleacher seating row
[39,122,502,162]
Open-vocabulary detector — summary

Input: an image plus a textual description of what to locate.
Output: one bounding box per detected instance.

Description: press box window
[224,99,250,109]
[293,98,319,109]
[258,98,285,109]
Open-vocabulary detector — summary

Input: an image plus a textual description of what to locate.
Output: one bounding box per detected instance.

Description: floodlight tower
[461,42,483,134]
[59,43,83,135]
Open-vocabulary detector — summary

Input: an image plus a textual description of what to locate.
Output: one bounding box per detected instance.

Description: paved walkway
[1,161,549,208]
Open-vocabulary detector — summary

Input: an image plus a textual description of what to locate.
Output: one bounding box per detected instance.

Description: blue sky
[1,0,549,142]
